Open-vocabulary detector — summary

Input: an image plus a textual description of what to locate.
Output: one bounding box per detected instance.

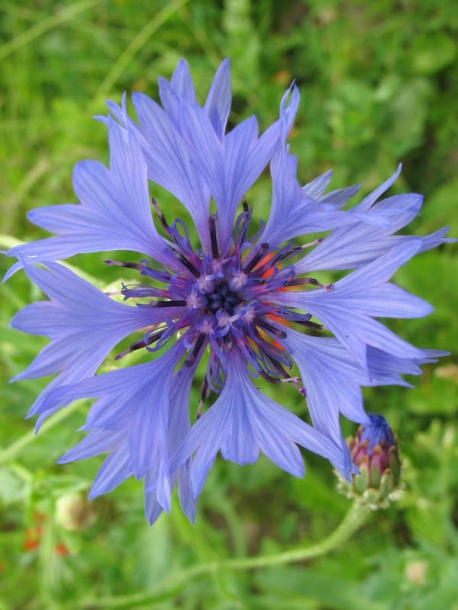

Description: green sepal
[379,470,395,501]
[389,446,401,485]
[353,459,369,494]
[370,462,382,488]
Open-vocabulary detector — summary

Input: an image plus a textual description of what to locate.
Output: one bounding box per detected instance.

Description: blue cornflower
[3,60,451,524]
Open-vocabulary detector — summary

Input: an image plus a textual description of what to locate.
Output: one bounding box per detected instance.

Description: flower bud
[55,492,93,531]
[338,413,402,508]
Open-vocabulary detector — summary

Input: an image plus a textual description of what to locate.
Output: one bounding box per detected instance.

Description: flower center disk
[110,206,323,400]
[205,282,241,315]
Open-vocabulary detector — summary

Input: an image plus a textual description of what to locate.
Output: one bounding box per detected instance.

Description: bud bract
[339,413,402,508]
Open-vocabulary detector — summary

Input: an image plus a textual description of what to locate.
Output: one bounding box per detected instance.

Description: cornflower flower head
[3,60,451,524]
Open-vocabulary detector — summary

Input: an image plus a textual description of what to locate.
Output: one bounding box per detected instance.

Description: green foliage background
[0,1,457,608]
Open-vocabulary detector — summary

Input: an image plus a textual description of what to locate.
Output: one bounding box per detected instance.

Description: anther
[274,362,305,394]
[294,319,324,330]
[285,277,321,287]
[256,318,287,339]
[152,299,187,308]
[197,377,209,419]
[295,238,324,250]
[174,252,201,278]
[152,198,173,238]
[114,329,165,359]
[243,242,269,274]
[104,260,144,271]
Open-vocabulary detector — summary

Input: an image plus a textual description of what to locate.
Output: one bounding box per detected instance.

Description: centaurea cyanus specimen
[3,59,451,524]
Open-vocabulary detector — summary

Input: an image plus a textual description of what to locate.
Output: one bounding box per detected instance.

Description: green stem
[223,500,371,569]
[0,0,101,62]
[93,0,189,103]
[0,402,81,466]
[78,501,372,609]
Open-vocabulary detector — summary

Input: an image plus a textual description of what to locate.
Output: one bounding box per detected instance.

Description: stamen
[279,376,302,384]
[233,207,252,251]
[152,198,173,238]
[259,369,281,384]
[197,377,209,419]
[185,333,206,367]
[293,319,324,330]
[279,377,306,396]
[257,250,288,271]
[114,329,166,359]
[274,362,305,395]
[256,318,287,339]
[285,277,333,291]
[301,238,323,249]
[105,290,123,296]
[209,215,220,259]
[243,242,269,273]
[285,277,321,287]
[174,252,201,278]
[169,219,193,252]
[152,299,187,308]
[242,196,249,213]
[291,238,324,251]
[104,260,145,271]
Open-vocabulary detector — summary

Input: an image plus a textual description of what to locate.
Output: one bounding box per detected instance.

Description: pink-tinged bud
[338,413,402,508]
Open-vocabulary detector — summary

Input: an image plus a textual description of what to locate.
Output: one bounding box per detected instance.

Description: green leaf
[410,34,457,75]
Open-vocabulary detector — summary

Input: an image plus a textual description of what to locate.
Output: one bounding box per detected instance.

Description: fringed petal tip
[279,82,300,136]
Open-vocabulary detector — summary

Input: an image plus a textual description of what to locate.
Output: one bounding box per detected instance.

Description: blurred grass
[1,1,457,609]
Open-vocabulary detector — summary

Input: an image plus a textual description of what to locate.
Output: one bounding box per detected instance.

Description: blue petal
[284,329,431,449]
[141,362,198,525]
[129,92,212,250]
[4,121,176,277]
[319,184,361,207]
[43,342,186,511]
[279,84,300,138]
[157,59,198,132]
[128,382,170,485]
[417,227,455,253]
[303,168,361,209]
[168,58,196,103]
[295,192,431,273]
[167,366,197,522]
[143,485,165,525]
[180,102,279,250]
[89,444,133,498]
[271,154,439,275]
[274,244,430,367]
[367,347,429,380]
[261,146,311,245]
[354,164,402,213]
[204,58,231,140]
[57,428,125,463]
[285,329,370,445]
[170,348,351,499]
[56,353,197,525]
[302,169,333,199]
[9,262,166,421]
[261,145,383,246]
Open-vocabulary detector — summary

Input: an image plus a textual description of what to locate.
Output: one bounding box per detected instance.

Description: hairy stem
[78,501,372,609]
